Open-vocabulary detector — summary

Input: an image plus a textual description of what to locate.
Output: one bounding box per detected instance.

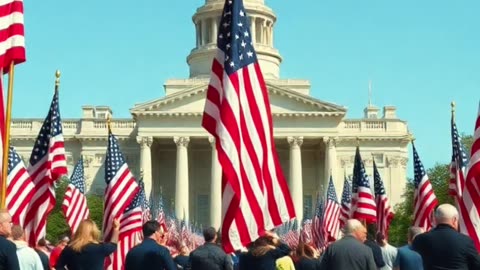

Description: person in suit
[393,226,423,270]
[412,203,480,270]
[124,220,176,270]
[319,219,376,270]
[190,227,233,270]
[0,209,19,270]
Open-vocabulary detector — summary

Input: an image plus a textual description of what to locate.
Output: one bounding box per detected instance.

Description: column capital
[136,136,153,148]
[174,136,190,148]
[287,136,303,148]
[322,136,338,147]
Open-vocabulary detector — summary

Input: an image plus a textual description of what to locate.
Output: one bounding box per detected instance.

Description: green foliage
[46,177,104,243]
[388,135,472,246]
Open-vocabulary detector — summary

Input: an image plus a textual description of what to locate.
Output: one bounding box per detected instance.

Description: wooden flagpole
[1,62,16,208]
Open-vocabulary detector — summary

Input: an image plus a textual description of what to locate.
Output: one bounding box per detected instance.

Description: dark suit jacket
[190,242,233,270]
[125,238,176,270]
[319,235,376,270]
[412,224,480,270]
[0,235,19,270]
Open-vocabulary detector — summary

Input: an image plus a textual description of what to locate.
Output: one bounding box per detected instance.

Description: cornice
[133,111,344,118]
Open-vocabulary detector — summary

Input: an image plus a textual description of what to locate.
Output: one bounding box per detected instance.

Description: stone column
[137,136,153,199]
[323,137,337,192]
[209,137,222,229]
[174,136,190,221]
[288,136,303,222]
[201,19,207,45]
[250,17,256,43]
[212,18,218,44]
[195,22,201,47]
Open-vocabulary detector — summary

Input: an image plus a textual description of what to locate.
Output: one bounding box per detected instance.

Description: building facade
[10,0,410,229]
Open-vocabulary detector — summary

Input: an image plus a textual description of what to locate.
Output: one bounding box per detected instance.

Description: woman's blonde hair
[69,220,101,252]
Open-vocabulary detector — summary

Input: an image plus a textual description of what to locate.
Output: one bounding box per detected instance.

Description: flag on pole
[450,108,480,250]
[6,146,34,227]
[137,178,150,223]
[351,146,376,223]
[323,176,341,241]
[412,143,437,231]
[24,90,67,246]
[102,131,139,242]
[311,194,327,250]
[201,0,295,252]
[373,160,394,237]
[107,188,142,270]
[62,157,89,234]
[339,176,352,228]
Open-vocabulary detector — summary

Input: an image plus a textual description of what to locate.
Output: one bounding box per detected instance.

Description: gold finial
[54,70,61,91]
[107,115,112,133]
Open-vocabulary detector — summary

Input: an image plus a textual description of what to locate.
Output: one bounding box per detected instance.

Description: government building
[10,0,410,228]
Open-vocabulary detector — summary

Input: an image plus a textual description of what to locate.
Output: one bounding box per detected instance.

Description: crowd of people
[0,203,479,270]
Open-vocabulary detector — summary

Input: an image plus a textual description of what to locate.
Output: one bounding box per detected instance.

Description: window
[196,195,209,227]
[303,195,313,220]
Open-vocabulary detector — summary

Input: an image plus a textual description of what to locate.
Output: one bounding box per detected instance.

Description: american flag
[323,176,341,241]
[311,194,327,250]
[154,195,167,231]
[351,146,376,223]
[412,143,437,231]
[299,219,312,244]
[62,157,89,234]
[102,131,139,242]
[107,188,142,270]
[461,104,480,251]
[0,0,27,192]
[373,160,394,237]
[137,179,150,223]
[24,90,67,246]
[201,0,295,252]
[7,146,34,227]
[339,176,352,228]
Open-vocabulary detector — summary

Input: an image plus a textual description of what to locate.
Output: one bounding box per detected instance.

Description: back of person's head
[0,209,12,237]
[375,232,386,246]
[295,242,315,259]
[11,225,24,241]
[435,204,459,229]
[143,221,161,238]
[344,219,367,242]
[38,238,47,247]
[407,226,424,243]
[203,227,217,243]
[70,219,100,252]
[58,235,70,246]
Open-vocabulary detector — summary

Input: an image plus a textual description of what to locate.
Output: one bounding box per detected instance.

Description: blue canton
[341,176,352,204]
[7,146,21,174]
[70,157,86,194]
[373,160,386,196]
[451,119,469,168]
[412,143,426,189]
[105,132,127,184]
[352,146,372,192]
[29,91,63,166]
[327,176,339,203]
[218,0,257,75]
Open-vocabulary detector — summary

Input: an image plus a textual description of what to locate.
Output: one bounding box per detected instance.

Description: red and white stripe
[202,52,295,251]
[0,0,26,70]
[375,194,393,237]
[62,184,89,234]
[323,200,340,241]
[412,147,437,231]
[6,148,34,227]
[351,186,377,223]
[25,134,67,246]
[463,102,480,251]
[339,203,351,228]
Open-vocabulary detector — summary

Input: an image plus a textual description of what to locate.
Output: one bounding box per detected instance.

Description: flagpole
[1,62,16,208]
[451,101,456,121]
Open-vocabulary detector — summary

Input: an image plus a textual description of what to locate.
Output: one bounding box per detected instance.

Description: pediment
[130,83,347,117]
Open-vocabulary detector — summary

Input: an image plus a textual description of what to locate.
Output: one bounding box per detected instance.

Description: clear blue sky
[12,0,480,175]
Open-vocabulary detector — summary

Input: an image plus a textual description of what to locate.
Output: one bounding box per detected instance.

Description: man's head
[344,219,367,242]
[143,221,165,244]
[0,209,12,237]
[435,204,459,230]
[57,235,70,247]
[203,227,217,243]
[375,232,386,246]
[407,226,424,244]
[11,225,25,241]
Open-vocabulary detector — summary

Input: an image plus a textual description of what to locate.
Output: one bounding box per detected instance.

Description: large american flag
[462,104,480,251]
[24,90,67,246]
[7,146,34,227]
[62,157,89,234]
[311,194,327,250]
[339,176,352,228]
[323,176,341,241]
[0,0,26,213]
[107,187,142,270]
[102,131,139,242]
[351,146,376,223]
[373,160,393,237]
[201,0,295,252]
[412,143,437,231]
